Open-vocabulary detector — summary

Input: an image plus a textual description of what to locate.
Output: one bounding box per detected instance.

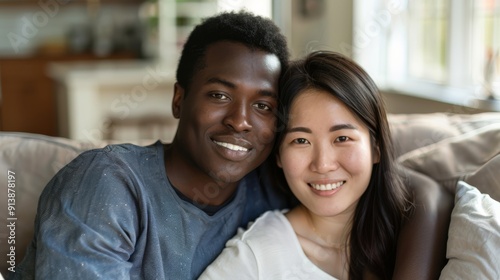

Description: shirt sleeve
[198,228,259,280]
[29,150,140,279]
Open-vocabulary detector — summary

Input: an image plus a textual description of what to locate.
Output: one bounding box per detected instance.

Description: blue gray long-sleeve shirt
[10,141,288,280]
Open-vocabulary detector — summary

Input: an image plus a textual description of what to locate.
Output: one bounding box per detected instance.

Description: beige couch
[1,112,499,279]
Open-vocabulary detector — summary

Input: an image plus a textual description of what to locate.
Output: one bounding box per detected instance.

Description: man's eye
[211,93,228,100]
[292,138,309,144]
[253,103,271,111]
[335,136,350,142]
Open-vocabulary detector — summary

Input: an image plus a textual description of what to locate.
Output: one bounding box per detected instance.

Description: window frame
[353,0,500,111]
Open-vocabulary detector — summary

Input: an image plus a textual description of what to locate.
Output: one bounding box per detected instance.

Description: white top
[199,210,338,280]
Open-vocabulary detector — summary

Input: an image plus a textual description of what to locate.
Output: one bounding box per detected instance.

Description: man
[11,11,452,280]
[12,11,290,280]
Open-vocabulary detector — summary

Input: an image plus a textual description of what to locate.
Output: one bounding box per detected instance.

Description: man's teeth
[214,141,248,152]
[310,181,344,191]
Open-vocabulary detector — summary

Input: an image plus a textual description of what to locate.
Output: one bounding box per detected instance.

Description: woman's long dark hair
[273,51,412,279]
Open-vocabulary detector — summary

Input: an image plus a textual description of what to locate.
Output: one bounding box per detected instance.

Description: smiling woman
[277,89,377,221]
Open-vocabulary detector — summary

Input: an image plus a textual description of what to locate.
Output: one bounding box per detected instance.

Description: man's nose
[223,101,252,132]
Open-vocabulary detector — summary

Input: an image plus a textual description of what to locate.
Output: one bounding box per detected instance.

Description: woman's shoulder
[229,210,294,245]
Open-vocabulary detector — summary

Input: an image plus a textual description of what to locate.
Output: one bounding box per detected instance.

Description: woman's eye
[293,138,309,145]
[335,136,350,142]
[253,103,272,111]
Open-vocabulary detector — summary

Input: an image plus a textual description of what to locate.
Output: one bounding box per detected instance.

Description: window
[472,0,500,98]
[408,0,449,83]
[354,0,500,103]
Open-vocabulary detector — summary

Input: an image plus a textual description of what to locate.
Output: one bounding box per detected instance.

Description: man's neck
[163,143,239,206]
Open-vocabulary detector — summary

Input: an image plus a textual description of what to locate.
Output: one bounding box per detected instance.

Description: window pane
[408,0,449,83]
[473,0,500,98]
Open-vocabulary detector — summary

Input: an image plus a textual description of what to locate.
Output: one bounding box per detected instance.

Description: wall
[288,0,353,59]
[0,4,140,57]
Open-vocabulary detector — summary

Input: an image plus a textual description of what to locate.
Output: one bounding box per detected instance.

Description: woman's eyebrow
[286,126,311,133]
[330,123,357,132]
[287,123,357,134]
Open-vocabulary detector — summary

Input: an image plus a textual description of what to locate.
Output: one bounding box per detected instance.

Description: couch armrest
[393,168,454,280]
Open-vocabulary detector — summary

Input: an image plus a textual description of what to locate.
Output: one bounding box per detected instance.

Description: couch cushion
[398,123,500,201]
[388,112,500,157]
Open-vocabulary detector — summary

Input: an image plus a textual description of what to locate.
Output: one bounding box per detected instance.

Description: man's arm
[393,167,454,279]
[11,151,138,279]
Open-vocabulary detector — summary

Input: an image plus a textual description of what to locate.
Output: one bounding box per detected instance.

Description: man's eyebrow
[206,77,236,88]
[260,90,277,99]
[206,77,277,99]
[286,124,357,134]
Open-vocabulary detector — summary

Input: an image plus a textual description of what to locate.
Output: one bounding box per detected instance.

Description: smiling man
[167,40,282,207]
[11,12,291,280]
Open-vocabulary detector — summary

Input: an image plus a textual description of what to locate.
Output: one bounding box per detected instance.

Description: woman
[199,51,413,279]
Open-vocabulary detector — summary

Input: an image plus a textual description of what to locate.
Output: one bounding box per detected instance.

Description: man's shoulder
[84,140,160,157]
[38,144,163,212]
[43,141,164,196]
[73,141,162,167]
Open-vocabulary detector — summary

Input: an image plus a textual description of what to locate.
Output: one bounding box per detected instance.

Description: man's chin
[208,166,251,185]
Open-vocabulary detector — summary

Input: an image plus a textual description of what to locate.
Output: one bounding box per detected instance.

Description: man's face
[172,41,281,185]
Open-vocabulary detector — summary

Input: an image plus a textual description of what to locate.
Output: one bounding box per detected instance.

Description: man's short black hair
[175,11,290,91]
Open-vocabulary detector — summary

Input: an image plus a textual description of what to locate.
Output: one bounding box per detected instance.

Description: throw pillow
[439,181,500,279]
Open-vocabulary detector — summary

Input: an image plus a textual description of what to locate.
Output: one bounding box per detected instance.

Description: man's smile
[213,140,249,152]
[211,136,254,162]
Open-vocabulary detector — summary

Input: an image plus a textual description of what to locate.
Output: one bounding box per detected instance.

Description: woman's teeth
[214,141,248,152]
[310,181,345,191]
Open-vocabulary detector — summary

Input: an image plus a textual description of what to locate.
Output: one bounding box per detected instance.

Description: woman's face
[277,89,379,218]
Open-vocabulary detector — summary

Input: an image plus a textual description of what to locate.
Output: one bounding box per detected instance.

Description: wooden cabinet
[0,53,138,136]
[0,58,57,136]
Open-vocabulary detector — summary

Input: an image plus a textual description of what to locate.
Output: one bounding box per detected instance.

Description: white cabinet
[49,60,178,142]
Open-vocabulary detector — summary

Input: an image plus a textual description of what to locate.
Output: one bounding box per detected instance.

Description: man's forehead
[198,43,280,78]
[204,41,279,65]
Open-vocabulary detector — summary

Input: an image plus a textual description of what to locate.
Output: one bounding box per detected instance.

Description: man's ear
[172,83,185,119]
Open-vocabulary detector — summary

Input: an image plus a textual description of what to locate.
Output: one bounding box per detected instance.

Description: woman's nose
[310,145,339,173]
